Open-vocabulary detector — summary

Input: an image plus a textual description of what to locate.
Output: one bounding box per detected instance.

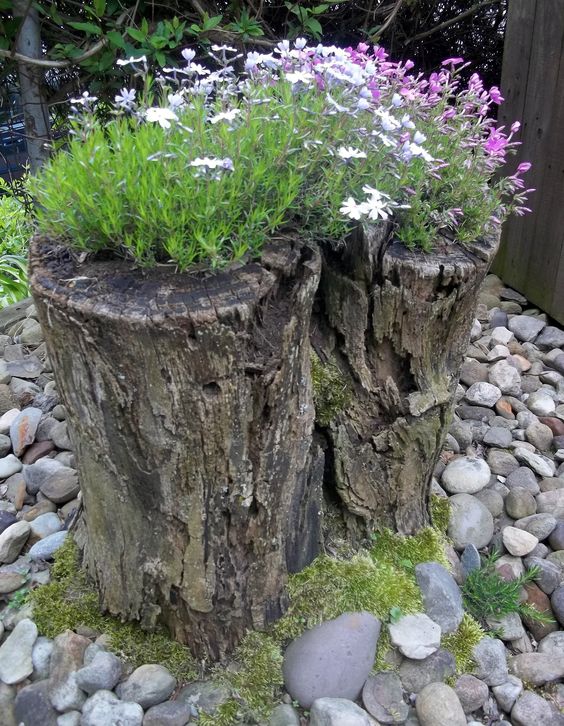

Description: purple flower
[441,57,464,66]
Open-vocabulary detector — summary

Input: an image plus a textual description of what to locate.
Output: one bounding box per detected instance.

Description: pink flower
[441,57,464,66]
[483,128,508,156]
[517,162,532,173]
[489,86,504,104]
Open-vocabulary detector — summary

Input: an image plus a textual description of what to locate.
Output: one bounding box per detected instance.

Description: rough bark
[13,0,51,172]
[311,223,499,542]
[30,236,322,661]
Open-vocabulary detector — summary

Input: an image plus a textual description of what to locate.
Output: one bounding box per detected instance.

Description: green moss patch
[429,494,451,534]
[30,538,197,682]
[442,613,484,673]
[30,525,477,724]
[310,350,351,426]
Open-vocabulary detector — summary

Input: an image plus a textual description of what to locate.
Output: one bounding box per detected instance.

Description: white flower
[190,157,234,171]
[337,146,367,161]
[403,141,434,162]
[209,109,241,125]
[181,48,196,62]
[167,92,185,110]
[211,44,237,53]
[376,109,400,132]
[357,98,370,111]
[70,91,98,106]
[285,71,314,85]
[413,131,427,145]
[187,63,210,76]
[294,37,308,50]
[401,114,415,129]
[114,88,136,110]
[276,40,290,55]
[145,107,178,129]
[116,55,147,66]
[391,93,403,107]
[340,197,365,220]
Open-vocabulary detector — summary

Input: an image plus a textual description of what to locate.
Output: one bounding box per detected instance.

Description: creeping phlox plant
[32,42,532,269]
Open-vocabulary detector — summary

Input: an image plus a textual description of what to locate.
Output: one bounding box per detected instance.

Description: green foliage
[0,181,31,307]
[7,587,29,609]
[442,613,484,673]
[462,552,555,628]
[30,538,197,681]
[310,351,351,426]
[429,494,451,534]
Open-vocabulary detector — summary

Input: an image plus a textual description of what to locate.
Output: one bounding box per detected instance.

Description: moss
[429,494,451,534]
[442,613,485,673]
[310,350,350,426]
[30,538,197,682]
[370,527,450,571]
[31,528,460,724]
[199,700,241,726]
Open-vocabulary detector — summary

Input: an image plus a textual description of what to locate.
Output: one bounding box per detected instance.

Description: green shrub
[31,44,530,270]
[462,551,554,628]
[0,180,31,307]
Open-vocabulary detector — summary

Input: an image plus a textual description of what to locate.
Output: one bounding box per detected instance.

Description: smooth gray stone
[268,704,300,726]
[48,630,90,712]
[551,585,564,626]
[398,648,455,694]
[142,700,193,726]
[282,612,381,708]
[461,544,481,579]
[472,638,508,686]
[415,683,466,726]
[28,530,68,561]
[509,653,564,685]
[492,674,523,713]
[116,664,176,709]
[362,672,408,723]
[75,650,123,694]
[0,618,37,685]
[309,698,373,726]
[515,514,556,541]
[454,674,489,713]
[81,690,143,726]
[0,682,17,726]
[538,631,564,658]
[176,681,231,715]
[447,493,494,550]
[14,680,58,726]
[415,562,463,634]
[511,690,557,726]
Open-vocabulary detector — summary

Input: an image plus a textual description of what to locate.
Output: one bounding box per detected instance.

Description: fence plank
[494,0,564,323]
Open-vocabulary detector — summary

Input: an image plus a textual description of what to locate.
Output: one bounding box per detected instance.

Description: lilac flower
[489,86,504,104]
[517,162,532,173]
[441,57,464,66]
[114,88,136,111]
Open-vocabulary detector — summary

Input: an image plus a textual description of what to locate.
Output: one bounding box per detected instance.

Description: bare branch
[370,0,404,39]
[405,0,501,45]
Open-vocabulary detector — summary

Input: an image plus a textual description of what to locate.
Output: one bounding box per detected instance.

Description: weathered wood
[312,225,500,540]
[494,0,564,324]
[30,236,322,661]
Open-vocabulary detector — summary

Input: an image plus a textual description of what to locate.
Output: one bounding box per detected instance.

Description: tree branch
[370,0,404,38]
[404,0,501,44]
[0,7,132,69]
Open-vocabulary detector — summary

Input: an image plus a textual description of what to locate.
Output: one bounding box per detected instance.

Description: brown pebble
[539,417,564,437]
[495,398,515,419]
[22,440,55,465]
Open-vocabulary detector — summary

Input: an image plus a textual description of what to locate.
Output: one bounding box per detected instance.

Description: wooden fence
[493,0,564,324]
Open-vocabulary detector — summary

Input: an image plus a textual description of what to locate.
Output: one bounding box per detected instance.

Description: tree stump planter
[29,222,499,660]
[311,224,500,542]
[30,236,322,661]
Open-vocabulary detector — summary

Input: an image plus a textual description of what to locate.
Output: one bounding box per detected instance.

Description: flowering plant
[31,42,532,269]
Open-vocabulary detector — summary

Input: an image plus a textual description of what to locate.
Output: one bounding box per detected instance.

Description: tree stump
[311,224,499,541]
[30,236,322,661]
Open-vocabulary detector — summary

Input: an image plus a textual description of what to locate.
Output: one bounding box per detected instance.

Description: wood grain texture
[312,226,499,540]
[30,236,322,661]
[494,0,564,323]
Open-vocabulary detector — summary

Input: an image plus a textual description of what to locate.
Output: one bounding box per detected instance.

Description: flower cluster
[34,40,532,268]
